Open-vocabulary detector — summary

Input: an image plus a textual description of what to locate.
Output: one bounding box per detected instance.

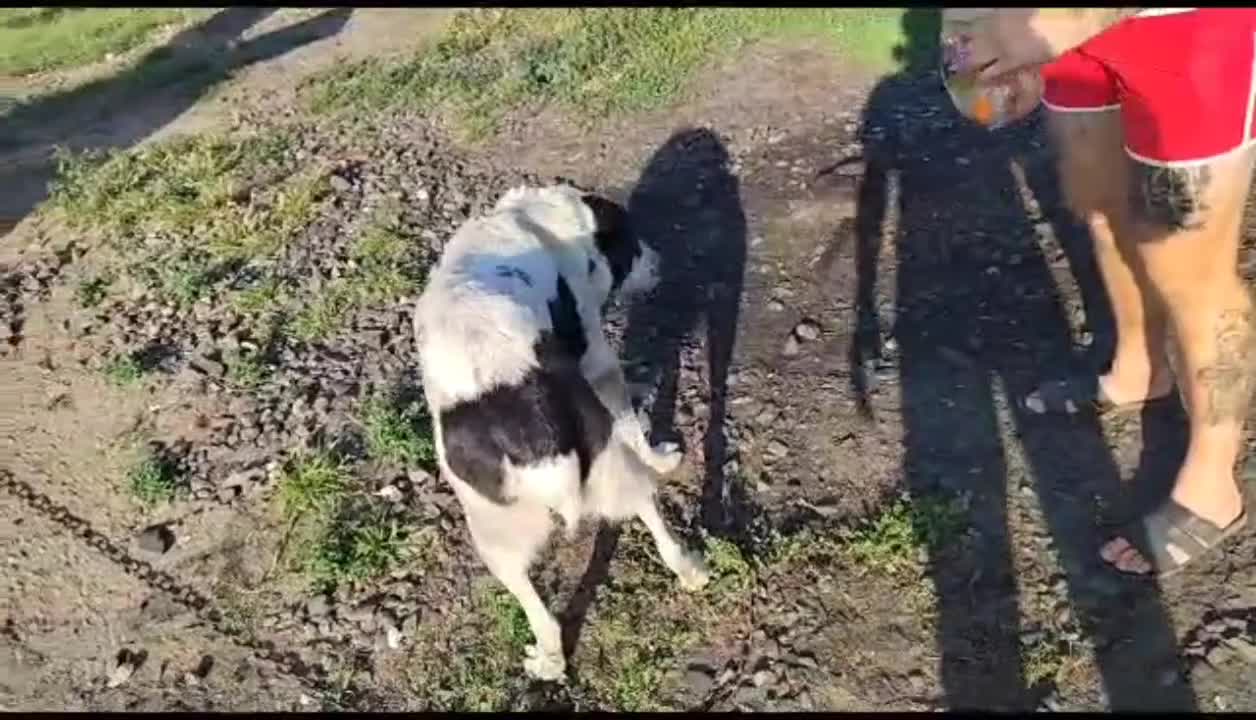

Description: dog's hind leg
[456,484,566,681]
[597,448,710,591]
[582,337,684,474]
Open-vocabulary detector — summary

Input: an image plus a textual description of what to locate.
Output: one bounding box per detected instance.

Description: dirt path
[4,10,1256,712]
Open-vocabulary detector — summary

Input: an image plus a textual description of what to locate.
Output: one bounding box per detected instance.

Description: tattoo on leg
[1129,162,1212,232]
[1196,304,1256,426]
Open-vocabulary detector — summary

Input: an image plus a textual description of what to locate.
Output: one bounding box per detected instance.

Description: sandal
[1022,374,1175,416]
[1103,499,1248,579]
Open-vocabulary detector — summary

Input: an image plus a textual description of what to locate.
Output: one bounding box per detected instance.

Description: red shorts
[1041,8,1256,166]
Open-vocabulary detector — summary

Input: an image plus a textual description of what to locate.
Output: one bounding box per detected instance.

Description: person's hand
[943,9,1056,83]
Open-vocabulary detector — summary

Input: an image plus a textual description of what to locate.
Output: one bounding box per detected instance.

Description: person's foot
[1095,366,1175,407]
[1023,369,1175,415]
[1100,468,1245,576]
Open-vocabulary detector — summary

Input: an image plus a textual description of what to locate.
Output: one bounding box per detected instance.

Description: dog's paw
[523,644,567,682]
[649,441,684,474]
[674,552,711,592]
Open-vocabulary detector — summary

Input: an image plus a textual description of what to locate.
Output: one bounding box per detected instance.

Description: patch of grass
[581,526,704,711]
[49,132,323,309]
[0,8,198,76]
[216,584,264,645]
[303,8,910,138]
[703,536,755,595]
[225,349,270,389]
[405,583,533,711]
[1022,636,1065,688]
[292,219,426,342]
[278,450,349,520]
[126,450,178,507]
[843,496,965,576]
[75,271,113,308]
[278,451,420,591]
[360,391,437,468]
[306,499,412,591]
[103,352,145,388]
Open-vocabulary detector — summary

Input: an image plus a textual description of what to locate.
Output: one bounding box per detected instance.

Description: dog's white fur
[413,184,710,681]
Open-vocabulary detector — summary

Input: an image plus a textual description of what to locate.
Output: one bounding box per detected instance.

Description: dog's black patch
[582,194,641,291]
[545,274,587,359]
[439,273,611,505]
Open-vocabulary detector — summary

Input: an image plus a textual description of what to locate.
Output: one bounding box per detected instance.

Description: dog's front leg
[581,337,682,475]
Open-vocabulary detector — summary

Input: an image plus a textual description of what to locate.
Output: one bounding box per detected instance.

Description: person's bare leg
[1102,146,1256,573]
[1047,110,1175,404]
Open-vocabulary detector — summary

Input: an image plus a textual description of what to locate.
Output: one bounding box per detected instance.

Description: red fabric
[1041,9,1256,164]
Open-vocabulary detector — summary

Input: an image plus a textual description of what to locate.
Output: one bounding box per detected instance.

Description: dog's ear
[581,194,640,290]
[580,194,630,243]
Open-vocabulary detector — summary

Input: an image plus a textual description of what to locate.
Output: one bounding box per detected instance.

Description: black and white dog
[413,184,711,680]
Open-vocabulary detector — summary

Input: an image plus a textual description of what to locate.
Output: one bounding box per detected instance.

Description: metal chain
[1,469,337,698]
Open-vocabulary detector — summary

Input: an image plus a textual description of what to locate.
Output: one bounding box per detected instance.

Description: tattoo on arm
[1197,304,1256,426]
[1129,162,1213,233]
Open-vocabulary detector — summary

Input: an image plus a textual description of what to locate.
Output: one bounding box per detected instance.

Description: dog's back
[414,186,610,515]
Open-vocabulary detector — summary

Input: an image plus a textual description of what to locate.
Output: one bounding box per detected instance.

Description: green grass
[225,349,271,389]
[278,450,419,591]
[0,8,200,77]
[303,8,914,139]
[844,496,965,576]
[50,132,324,308]
[580,526,707,711]
[293,218,427,341]
[103,352,145,388]
[703,536,755,595]
[278,450,349,520]
[360,391,437,468]
[75,271,113,308]
[306,498,412,591]
[126,450,178,507]
[406,583,534,712]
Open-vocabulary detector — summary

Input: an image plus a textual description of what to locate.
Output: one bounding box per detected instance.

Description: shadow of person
[622,127,749,532]
[846,7,1195,711]
[0,7,353,237]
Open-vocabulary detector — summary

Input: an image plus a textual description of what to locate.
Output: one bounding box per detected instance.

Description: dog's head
[579,193,659,299]
[494,184,660,302]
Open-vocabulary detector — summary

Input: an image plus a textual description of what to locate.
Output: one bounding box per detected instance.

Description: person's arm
[950,8,1143,80]
[1028,8,1142,56]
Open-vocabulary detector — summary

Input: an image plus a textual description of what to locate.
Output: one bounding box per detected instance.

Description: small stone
[402,613,420,638]
[375,485,404,503]
[782,334,801,357]
[189,354,226,377]
[685,667,716,695]
[386,625,403,650]
[137,524,175,555]
[106,661,135,688]
[1206,644,1233,667]
[765,440,789,461]
[306,595,332,619]
[767,300,785,313]
[751,669,775,687]
[329,175,352,193]
[1223,635,1256,663]
[193,655,214,679]
[754,406,780,427]
[793,320,821,342]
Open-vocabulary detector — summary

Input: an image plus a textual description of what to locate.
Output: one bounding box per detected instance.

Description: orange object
[972,94,994,126]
